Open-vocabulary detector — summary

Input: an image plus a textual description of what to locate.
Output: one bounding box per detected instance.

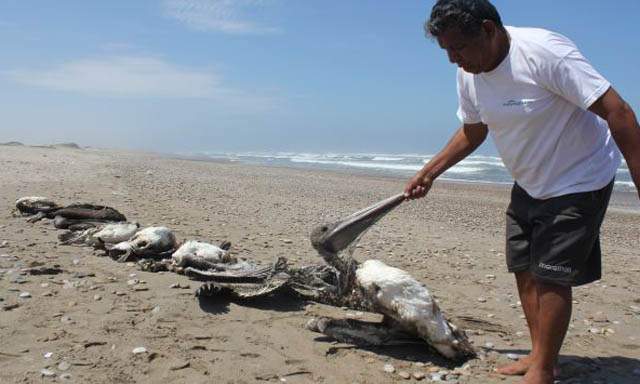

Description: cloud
[5,55,282,112]
[7,55,221,98]
[163,0,280,35]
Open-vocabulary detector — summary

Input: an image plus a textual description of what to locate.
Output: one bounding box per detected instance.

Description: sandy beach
[1,144,639,383]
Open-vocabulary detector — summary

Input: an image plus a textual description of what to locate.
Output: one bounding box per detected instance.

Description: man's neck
[486,28,510,72]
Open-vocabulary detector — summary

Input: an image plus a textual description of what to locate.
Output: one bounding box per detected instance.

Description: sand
[1,145,639,383]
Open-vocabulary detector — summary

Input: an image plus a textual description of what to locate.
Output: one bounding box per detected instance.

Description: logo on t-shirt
[503,99,532,107]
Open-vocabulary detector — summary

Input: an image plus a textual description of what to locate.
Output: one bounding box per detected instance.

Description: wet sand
[1,145,639,383]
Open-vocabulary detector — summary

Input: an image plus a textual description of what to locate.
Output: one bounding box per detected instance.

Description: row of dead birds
[14,197,339,303]
[14,195,477,361]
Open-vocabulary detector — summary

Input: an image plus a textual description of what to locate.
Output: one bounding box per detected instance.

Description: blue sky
[0,0,638,154]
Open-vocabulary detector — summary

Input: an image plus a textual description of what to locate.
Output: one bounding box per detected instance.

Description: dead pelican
[308,193,475,360]
[15,197,126,227]
[58,222,140,247]
[15,197,59,215]
[108,226,177,262]
[172,240,234,270]
[191,257,340,303]
[51,204,126,228]
[92,222,141,247]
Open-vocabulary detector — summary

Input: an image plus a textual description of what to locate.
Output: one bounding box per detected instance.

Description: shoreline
[3,143,636,213]
[167,151,640,214]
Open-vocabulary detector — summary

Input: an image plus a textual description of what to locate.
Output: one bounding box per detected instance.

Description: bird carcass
[15,197,126,229]
[308,193,475,360]
[107,226,177,262]
[58,222,140,248]
[172,240,234,271]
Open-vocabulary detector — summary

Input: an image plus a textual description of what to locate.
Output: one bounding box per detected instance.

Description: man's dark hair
[426,0,504,38]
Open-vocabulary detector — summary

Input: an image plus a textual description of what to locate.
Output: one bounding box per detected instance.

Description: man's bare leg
[522,282,572,384]
[496,271,539,375]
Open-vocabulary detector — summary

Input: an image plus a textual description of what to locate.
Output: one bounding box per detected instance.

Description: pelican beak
[313,193,405,256]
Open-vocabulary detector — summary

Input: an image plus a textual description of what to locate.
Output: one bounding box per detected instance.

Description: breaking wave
[190,151,634,192]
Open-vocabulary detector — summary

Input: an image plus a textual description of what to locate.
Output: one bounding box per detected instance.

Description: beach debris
[23,265,64,275]
[107,227,177,262]
[9,275,27,284]
[40,369,56,377]
[398,370,411,379]
[132,347,147,354]
[170,360,190,371]
[591,311,609,323]
[383,364,396,373]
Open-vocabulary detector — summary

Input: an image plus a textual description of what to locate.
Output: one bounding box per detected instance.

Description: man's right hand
[404,173,434,200]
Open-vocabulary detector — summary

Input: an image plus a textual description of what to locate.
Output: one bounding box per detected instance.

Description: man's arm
[404,122,488,199]
[588,87,640,199]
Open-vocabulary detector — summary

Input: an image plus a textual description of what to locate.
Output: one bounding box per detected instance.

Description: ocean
[189,151,635,192]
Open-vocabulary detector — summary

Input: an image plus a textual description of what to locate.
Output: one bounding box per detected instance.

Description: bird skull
[108,226,176,261]
[128,227,176,256]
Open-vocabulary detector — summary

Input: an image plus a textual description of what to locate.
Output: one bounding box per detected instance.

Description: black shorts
[505,180,614,287]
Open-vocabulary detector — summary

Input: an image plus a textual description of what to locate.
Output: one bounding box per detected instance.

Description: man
[403,1,640,383]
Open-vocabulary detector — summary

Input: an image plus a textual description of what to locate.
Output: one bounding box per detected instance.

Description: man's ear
[481,20,496,38]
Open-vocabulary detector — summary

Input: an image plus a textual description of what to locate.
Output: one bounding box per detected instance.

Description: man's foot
[495,355,532,375]
[521,366,554,384]
[496,356,561,377]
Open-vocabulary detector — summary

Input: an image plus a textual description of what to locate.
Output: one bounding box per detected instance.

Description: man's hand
[404,173,434,200]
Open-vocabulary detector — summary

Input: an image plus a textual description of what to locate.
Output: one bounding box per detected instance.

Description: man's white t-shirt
[456,26,621,199]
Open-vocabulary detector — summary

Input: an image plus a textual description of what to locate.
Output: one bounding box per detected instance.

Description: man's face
[437,26,494,74]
